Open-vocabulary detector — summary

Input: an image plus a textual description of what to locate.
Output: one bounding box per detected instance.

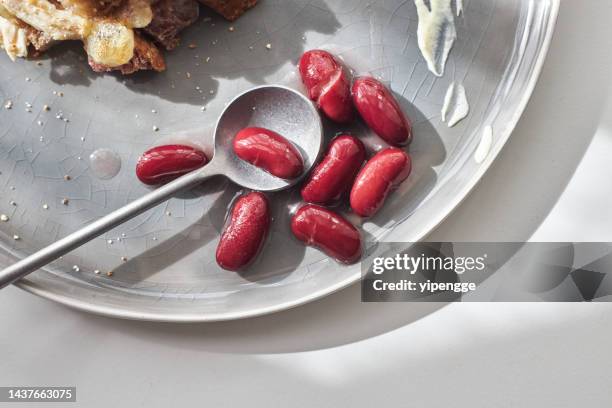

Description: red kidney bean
[136,144,208,185]
[352,77,412,147]
[291,205,362,264]
[233,127,304,179]
[216,192,271,271]
[299,50,353,123]
[350,148,412,217]
[301,135,366,205]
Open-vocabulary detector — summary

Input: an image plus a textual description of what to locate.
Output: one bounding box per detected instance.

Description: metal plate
[0,0,559,321]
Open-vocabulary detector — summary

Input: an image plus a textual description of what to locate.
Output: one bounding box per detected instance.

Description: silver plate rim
[13,0,560,322]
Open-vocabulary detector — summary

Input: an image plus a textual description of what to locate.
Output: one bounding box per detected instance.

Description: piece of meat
[144,0,198,50]
[88,31,165,74]
[198,0,257,21]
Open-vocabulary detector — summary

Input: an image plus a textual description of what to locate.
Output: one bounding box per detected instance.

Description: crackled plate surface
[0,0,558,321]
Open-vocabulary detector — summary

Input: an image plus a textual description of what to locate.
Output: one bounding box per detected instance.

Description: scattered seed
[42,204,49,210]
[61,198,69,205]
[43,104,50,111]
[188,43,197,49]
[152,125,159,132]
[107,239,114,245]
[228,26,235,32]
[0,214,9,222]
[9,201,16,206]
[151,109,157,114]
[72,265,80,272]
[64,175,71,181]
[94,269,101,275]
[37,120,43,126]
[266,43,272,50]
[4,100,12,109]
[186,72,191,79]
[13,235,20,241]
[25,77,31,82]
[106,271,113,277]
[121,256,128,262]
[165,211,172,216]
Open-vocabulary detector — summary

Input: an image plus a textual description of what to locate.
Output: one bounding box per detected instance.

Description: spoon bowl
[210,85,323,191]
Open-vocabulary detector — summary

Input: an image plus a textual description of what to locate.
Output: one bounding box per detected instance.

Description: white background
[2,1,612,406]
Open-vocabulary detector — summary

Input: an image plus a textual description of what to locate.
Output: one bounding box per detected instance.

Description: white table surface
[2,1,612,407]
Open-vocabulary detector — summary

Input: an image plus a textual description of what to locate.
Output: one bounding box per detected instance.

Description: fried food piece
[0,0,90,40]
[0,0,152,66]
[89,31,165,74]
[55,0,125,17]
[0,14,28,60]
[0,0,258,72]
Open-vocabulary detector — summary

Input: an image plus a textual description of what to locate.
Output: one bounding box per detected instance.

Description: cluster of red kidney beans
[135,50,413,271]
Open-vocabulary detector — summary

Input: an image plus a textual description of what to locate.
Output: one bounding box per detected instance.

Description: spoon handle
[0,165,219,290]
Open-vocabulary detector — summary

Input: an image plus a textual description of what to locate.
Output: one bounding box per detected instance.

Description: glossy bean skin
[233,127,304,179]
[291,205,362,264]
[136,144,208,185]
[216,192,271,272]
[301,135,366,205]
[350,148,412,217]
[352,77,412,147]
[299,50,353,124]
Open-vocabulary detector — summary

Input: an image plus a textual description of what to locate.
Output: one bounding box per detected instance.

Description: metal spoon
[0,85,323,289]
